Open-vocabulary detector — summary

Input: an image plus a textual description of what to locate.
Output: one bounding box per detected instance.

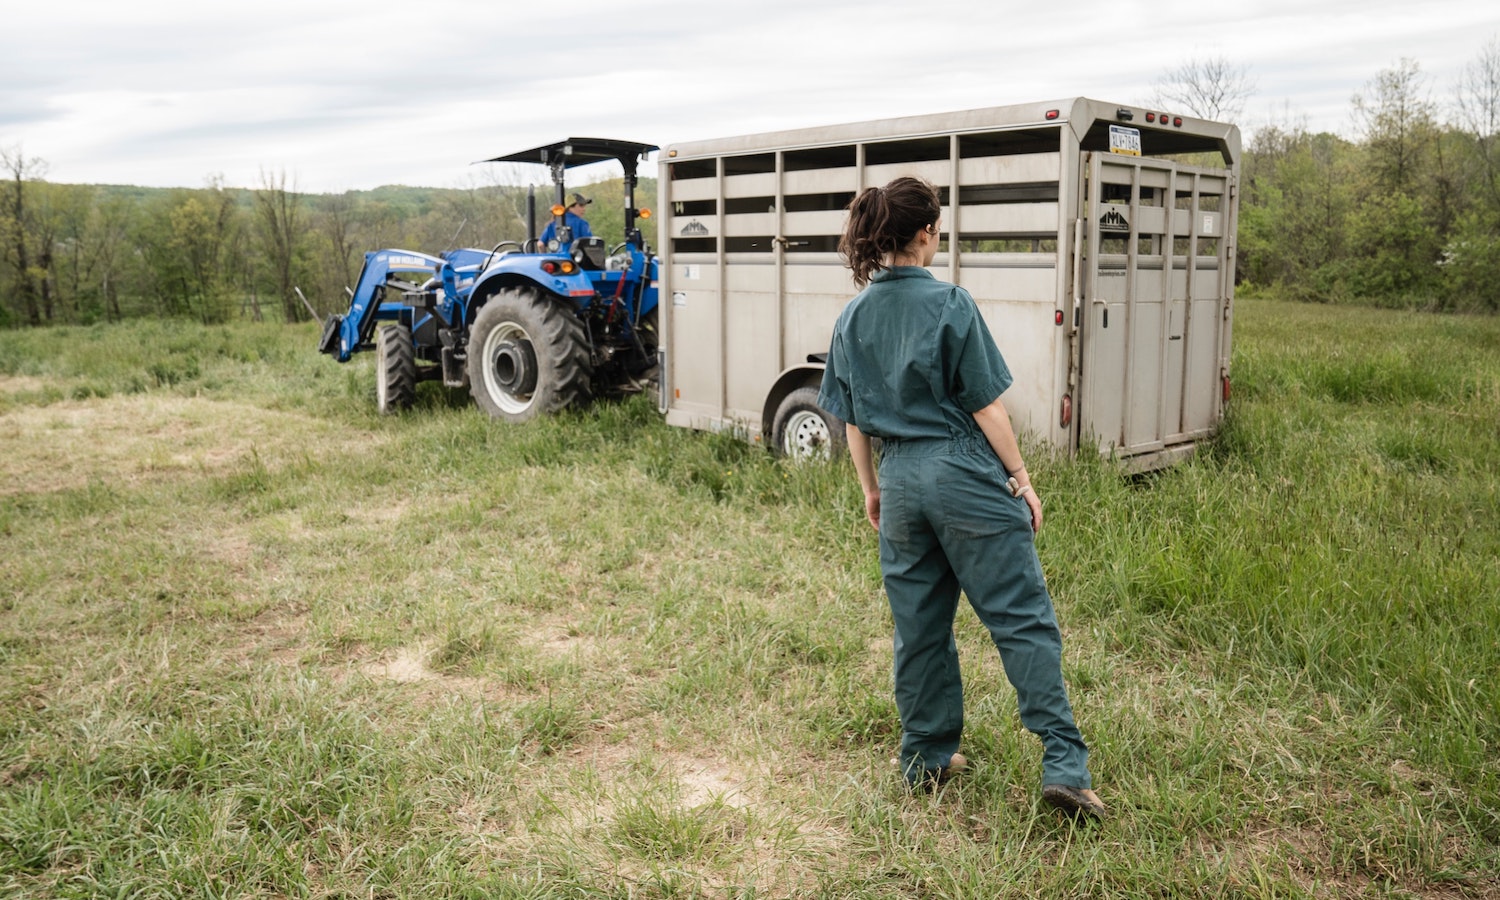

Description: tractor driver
[539,192,594,248]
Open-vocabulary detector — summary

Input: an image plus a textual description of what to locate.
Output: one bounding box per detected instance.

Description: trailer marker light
[1045,109,1060,120]
[1146,112,1156,123]
[1222,375,1232,402]
[1061,394,1073,428]
[638,208,652,219]
[668,149,678,158]
[1055,310,1064,326]
[1173,117,1184,127]
[550,204,566,217]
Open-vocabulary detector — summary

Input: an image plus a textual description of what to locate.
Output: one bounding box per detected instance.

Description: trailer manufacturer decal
[680,220,710,236]
[1099,210,1130,233]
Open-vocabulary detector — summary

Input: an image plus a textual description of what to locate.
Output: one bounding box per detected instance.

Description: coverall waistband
[879,435,990,459]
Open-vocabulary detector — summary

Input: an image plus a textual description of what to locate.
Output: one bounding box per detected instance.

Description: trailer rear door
[1078,151,1234,464]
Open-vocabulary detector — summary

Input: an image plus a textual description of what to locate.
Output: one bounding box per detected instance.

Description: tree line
[1235,49,1500,312]
[0,161,655,329]
[3,48,1498,328]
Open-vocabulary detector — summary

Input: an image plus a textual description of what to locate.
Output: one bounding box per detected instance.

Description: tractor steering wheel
[483,241,524,271]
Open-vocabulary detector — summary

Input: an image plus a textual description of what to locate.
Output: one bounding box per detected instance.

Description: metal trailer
[656,97,1240,470]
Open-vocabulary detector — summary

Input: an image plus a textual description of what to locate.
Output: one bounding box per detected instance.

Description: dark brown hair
[838,176,941,287]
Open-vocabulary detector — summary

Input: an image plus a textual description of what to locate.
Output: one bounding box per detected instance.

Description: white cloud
[1,0,1496,190]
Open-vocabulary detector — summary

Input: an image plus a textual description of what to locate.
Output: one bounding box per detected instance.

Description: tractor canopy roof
[483,138,658,174]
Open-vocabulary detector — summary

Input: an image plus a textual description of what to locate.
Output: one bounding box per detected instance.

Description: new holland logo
[1099,210,1130,233]
[680,219,710,236]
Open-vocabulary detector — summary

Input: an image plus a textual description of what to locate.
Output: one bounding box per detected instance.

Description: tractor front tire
[771,386,846,461]
[375,323,417,415]
[467,288,591,423]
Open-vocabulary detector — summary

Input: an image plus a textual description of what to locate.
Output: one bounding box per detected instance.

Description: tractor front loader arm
[319,249,450,362]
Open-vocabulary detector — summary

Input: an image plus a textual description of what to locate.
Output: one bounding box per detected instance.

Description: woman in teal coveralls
[816,176,1106,819]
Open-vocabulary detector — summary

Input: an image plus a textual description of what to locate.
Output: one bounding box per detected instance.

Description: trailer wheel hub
[491,338,538,395]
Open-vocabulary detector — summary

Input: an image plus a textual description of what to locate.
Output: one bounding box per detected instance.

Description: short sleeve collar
[870,266,937,283]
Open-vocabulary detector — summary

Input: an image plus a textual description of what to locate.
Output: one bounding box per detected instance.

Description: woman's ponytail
[838,177,941,287]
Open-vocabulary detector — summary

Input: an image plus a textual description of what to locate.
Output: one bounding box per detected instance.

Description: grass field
[1,299,1497,898]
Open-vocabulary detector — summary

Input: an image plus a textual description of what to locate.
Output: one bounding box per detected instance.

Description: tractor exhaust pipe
[526,185,536,244]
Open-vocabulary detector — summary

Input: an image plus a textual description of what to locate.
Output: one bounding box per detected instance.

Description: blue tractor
[317,138,660,422]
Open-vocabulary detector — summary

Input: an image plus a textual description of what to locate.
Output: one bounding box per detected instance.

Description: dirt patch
[675,757,753,809]
[362,643,440,683]
[0,394,385,496]
[0,375,52,396]
[229,606,309,668]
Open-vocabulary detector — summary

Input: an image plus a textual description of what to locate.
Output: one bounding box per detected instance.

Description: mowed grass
[0,302,1496,898]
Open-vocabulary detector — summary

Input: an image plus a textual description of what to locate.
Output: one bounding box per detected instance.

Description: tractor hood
[483,138,658,174]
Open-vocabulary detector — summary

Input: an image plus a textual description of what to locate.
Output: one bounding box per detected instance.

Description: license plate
[1109,125,1142,157]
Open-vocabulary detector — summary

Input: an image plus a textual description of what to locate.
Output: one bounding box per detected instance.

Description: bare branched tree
[1455,36,1500,207]
[1152,55,1256,121]
[254,168,304,323]
[1,146,48,325]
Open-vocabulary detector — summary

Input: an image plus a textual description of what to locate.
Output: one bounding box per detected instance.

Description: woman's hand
[1023,487,1042,533]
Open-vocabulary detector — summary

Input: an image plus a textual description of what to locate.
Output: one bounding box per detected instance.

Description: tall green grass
[1,301,1496,897]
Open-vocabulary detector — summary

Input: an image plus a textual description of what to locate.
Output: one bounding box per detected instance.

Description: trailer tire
[468,287,591,423]
[375,324,417,414]
[771,387,846,461]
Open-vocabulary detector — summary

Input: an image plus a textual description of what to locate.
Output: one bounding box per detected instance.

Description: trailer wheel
[375,323,417,414]
[467,287,591,423]
[771,387,845,460]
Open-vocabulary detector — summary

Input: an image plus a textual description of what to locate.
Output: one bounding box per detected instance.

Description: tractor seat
[572,236,606,270]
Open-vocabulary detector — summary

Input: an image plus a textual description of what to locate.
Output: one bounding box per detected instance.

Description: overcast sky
[3,0,1496,193]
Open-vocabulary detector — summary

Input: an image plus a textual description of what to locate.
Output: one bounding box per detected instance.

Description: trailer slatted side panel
[661,98,1239,469]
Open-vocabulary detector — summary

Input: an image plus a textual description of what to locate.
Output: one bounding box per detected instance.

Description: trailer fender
[760,363,829,444]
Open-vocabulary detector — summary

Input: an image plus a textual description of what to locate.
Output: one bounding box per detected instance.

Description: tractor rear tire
[467,287,591,423]
[771,386,846,461]
[375,324,417,415]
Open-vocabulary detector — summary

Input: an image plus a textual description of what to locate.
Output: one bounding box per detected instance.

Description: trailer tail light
[1060,393,1073,428]
[541,260,577,275]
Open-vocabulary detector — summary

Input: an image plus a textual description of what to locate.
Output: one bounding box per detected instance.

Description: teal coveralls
[817,266,1092,789]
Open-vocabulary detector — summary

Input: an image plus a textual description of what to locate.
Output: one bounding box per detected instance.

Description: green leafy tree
[1440,210,1500,312]
[1240,127,1358,299]
[1342,192,1443,304]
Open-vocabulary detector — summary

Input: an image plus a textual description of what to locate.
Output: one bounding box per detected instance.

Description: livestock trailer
[657,97,1240,470]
